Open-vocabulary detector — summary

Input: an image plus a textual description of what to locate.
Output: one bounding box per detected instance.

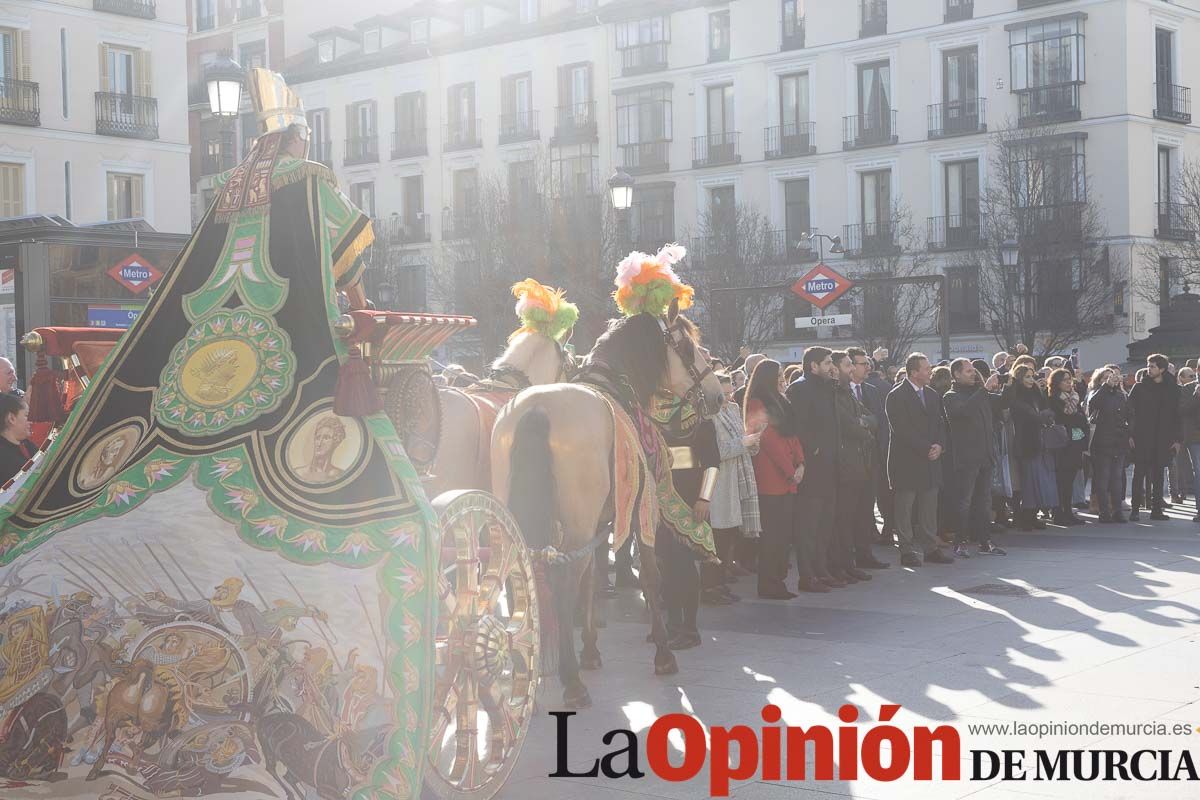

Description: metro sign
[790,263,855,311]
[107,253,163,295]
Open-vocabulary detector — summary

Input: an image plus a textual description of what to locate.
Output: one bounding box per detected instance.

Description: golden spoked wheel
[426,490,539,800]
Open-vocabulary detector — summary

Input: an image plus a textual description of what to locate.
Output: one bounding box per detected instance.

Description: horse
[492,300,724,709]
[428,329,570,495]
[86,660,183,781]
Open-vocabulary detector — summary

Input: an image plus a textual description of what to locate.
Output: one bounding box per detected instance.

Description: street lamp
[607,169,634,212]
[1000,238,1020,268]
[806,231,844,261]
[205,55,245,119]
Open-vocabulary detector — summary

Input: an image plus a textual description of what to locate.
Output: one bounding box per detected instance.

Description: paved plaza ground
[504,500,1200,800]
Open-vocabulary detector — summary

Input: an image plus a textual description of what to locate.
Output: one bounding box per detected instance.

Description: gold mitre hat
[247,67,307,135]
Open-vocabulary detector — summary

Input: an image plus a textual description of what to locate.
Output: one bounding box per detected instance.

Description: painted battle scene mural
[0,483,395,800]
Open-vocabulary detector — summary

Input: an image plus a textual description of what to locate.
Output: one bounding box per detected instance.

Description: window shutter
[0,165,23,218]
[131,175,144,219]
[135,49,152,97]
[557,65,569,108]
[346,104,356,139]
[106,173,117,220]
[501,76,514,117]
[16,30,30,81]
[99,43,111,93]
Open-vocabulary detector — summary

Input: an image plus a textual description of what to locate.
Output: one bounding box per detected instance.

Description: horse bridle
[661,318,714,413]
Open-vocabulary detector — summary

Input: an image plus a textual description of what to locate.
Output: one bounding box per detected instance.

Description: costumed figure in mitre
[611,245,721,650]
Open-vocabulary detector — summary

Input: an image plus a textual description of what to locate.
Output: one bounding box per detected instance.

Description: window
[519,0,538,24]
[615,17,670,74]
[552,145,599,197]
[411,19,429,43]
[943,159,980,245]
[306,108,330,163]
[195,0,216,31]
[453,168,479,217]
[395,91,425,135]
[239,111,256,157]
[317,39,335,64]
[447,83,476,144]
[708,11,730,62]
[107,172,144,220]
[707,84,734,137]
[1155,29,1190,122]
[1030,256,1083,324]
[783,179,811,246]
[346,100,377,163]
[363,28,381,54]
[633,184,675,247]
[1011,134,1085,209]
[508,160,537,204]
[1158,146,1173,207]
[780,72,809,130]
[575,0,596,13]
[861,169,890,228]
[396,264,427,311]
[402,175,424,221]
[464,6,483,36]
[941,47,980,134]
[60,27,68,118]
[616,87,671,170]
[1113,279,1126,316]
[1156,28,1175,89]
[239,41,266,72]
[947,265,980,332]
[782,0,804,50]
[858,60,891,129]
[710,185,735,228]
[0,163,24,218]
[1009,16,1084,124]
[350,181,375,217]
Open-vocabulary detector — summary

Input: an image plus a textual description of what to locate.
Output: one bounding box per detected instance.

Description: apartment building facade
[282,0,1200,366]
[0,0,189,231]
[185,0,285,224]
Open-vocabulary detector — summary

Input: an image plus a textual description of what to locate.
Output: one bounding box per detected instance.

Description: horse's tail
[507,408,557,550]
[507,407,559,675]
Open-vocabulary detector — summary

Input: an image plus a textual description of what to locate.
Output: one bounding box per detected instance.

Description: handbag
[1041,423,1069,451]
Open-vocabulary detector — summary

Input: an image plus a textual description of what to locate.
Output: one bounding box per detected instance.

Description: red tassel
[27,356,65,425]
[333,346,382,417]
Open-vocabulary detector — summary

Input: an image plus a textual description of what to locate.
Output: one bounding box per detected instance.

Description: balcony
[499,110,539,144]
[94,0,155,19]
[618,140,670,174]
[1155,202,1197,241]
[444,119,482,151]
[843,111,897,150]
[687,234,738,269]
[374,214,431,246]
[238,0,262,20]
[392,129,427,159]
[692,132,741,168]
[927,98,986,139]
[764,230,817,265]
[860,0,887,38]
[781,17,805,51]
[442,207,478,240]
[0,79,40,127]
[620,42,668,76]
[842,222,900,258]
[945,0,973,22]
[1154,83,1192,124]
[95,92,158,139]
[310,140,332,167]
[196,13,216,31]
[765,122,816,159]
[1016,203,1085,242]
[552,102,597,144]
[1016,84,1081,127]
[928,215,984,250]
[344,135,379,165]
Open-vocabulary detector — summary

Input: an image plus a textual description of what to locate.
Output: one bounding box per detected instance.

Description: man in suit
[847,348,889,569]
[885,353,953,567]
[943,358,1008,557]
[787,346,842,591]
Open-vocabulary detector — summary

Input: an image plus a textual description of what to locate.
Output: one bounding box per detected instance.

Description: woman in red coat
[745,359,805,599]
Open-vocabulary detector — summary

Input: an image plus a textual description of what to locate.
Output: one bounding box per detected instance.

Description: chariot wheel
[425,490,539,800]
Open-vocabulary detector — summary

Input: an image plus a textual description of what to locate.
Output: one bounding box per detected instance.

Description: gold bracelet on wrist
[698,467,720,503]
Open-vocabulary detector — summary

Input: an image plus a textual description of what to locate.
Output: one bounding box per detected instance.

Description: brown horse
[429,329,570,495]
[86,660,182,781]
[492,301,723,708]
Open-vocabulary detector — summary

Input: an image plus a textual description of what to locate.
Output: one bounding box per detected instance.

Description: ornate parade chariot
[0,69,538,800]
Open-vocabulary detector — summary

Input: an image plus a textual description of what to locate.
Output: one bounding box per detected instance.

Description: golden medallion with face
[180,339,259,408]
[77,424,142,491]
[286,409,365,486]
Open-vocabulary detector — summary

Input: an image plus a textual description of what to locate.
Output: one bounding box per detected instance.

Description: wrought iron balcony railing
[1016,202,1085,241]
[0,79,40,127]
[843,111,897,150]
[620,42,669,76]
[441,207,479,240]
[764,229,817,265]
[692,132,741,168]
[764,122,816,159]
[344,135,379,165]
[391,128,427,159]
[552,102,597,143]
[945,0,973,22]
[374,214,431,246]
[499,110,539,144]
[1154,83,1192,124]
[842,221,900,257]
[1016,83,1081,127]
[95,92,158,139]
[94,0,156,19]
[928,214,984,250]
[860,0,887,37]
[444,119,482,151]
[618,140,670,174]
[927,98,986,138]
[1155,201,1198,241]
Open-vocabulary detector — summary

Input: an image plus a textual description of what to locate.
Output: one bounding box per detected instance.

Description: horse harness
[661,318,714,416]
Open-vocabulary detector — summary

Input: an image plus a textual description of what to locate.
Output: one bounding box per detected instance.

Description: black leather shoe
[925,549,954,564]
[795,577,831,593]
[900,553,923,568]
[857,556,890,569]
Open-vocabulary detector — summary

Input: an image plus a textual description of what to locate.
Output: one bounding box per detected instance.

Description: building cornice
[25,0,186,32]
[0,124,190,153]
